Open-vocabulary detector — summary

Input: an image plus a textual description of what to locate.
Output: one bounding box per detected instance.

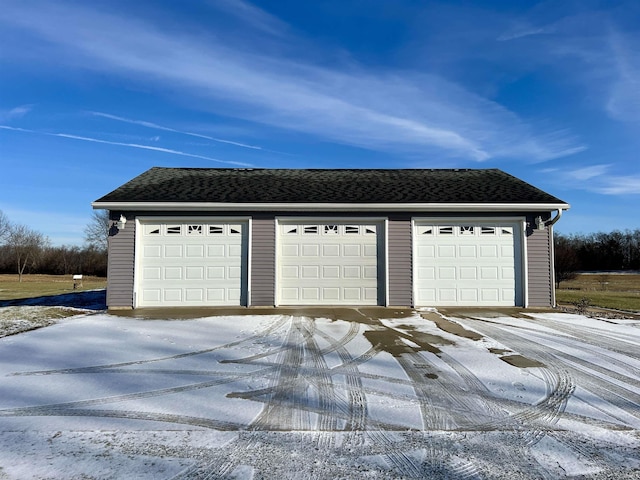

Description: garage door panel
[343,244,361,256]
[142,289,161,303]
[302,265,320,279]
[185,289,204,302]
[503,289,515,302]
[282,245,299,256]
[279,221,382,305]
[143,267,162,280]
[480,267,498,280]
[207,266,224,279]
[137,220,248,307]
[343,266,361,278]
[208,245,225,257]
[281,265,299,279]
[186,245,204,257]
[164,267,181,280]
[302,244,320,256]
[417,245,435,257]
[439,267,456,280]
[363,266,377,279]
[228,288,241,301]
[228,266,241,279]
[164,245,183,258]
[438,245,456,257]
[364,288,378,300]
[459,267,477,280]
[439,289,457,302]
[415,221,521,306]
[302,288,320,300]
[417,266,435,280]
[207,289,224,301]
[363,244,377,256]
[480,245,499,257]
[459,245,477,257]
[459,289,478,302]
[417,288,436,302]
[481,289,499,302]
[163,289,182,302]
[323,288,340,300]
[322,244,340,256]
[144,245,162,258]
[322,266,340,278]
[281,288,299,302]
[343,288,362,301]
[502,267,515,279]
[185,266,204,280]
[501,245,514,256]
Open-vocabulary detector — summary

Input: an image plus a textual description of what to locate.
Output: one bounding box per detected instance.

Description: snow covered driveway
[0,309,638,479]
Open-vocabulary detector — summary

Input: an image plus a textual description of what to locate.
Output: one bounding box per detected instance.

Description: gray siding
[103,209,557,309]
[526,215,554,307]
[387,215,412,306]
[251,215,276,306]
[106,213,135,308]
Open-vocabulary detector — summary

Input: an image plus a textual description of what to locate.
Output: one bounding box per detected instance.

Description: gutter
[536,208,567,230]
[92,201,571,213]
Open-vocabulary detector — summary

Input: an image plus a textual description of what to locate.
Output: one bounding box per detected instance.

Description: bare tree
[84,210,110,251]
[554,235,579,288]
[7,224,50,282]
[0,210,10,243]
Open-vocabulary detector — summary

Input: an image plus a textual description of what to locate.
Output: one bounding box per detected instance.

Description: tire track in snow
[463,316,640,425]
[0,369,272,421]
[10,314,290,377]
[250,316,310,431]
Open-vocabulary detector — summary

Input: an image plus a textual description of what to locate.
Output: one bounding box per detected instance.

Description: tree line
[554,229,640,287]
[0,210,109,280]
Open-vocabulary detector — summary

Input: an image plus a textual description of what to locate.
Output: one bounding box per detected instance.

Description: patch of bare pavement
[0,307,639,479]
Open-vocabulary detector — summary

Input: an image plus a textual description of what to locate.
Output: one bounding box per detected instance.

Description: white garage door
[278,221,383,305]
[137,220,248,307]
[414,221,522,306]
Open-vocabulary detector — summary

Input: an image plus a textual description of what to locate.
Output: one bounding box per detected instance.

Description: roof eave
[92,201,571,212]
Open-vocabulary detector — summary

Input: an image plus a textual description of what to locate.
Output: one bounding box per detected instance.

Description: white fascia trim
[93,202,571,212]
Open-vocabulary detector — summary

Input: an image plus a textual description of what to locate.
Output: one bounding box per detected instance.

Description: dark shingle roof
[94,168,566,205]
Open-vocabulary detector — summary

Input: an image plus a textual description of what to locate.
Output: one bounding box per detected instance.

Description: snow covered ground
[0,304,638,479]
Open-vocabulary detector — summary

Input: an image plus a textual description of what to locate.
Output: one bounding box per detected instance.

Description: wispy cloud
[568,164,611,181]
[89,111,264,150]
[210,0,288,37]
[564,164,640,195]
[497,24,555,42]
[596,175,640,195]
[0,125,251,166]
[606,30,640,123]
[0,104,34,121]
[0,1,585,163]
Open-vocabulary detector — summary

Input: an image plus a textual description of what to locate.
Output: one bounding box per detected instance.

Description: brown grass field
[0,273,638,313]
[0,274,107,301]
[556,273,640,312]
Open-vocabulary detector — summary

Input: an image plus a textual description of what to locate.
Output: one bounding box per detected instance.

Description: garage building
[92,168,569,309]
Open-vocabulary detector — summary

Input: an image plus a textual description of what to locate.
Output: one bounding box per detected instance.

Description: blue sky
[1,0,638,246]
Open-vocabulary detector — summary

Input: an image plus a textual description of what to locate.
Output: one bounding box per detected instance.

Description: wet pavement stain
[499,354,545,368]
[420,312,484,341]
[488,348,512,355]
[112,306,414,322]
[363,324,454,357]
